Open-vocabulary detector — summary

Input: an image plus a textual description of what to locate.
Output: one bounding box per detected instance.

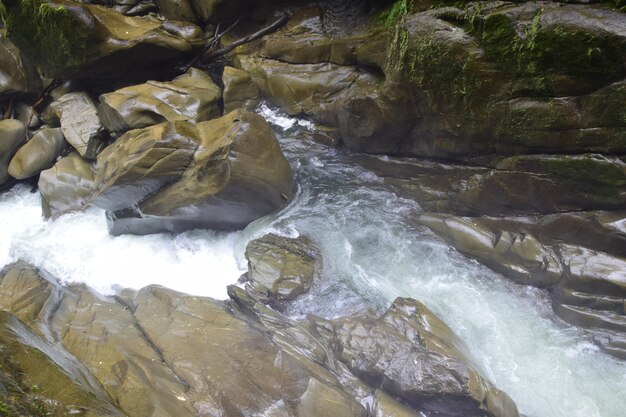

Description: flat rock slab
[51,92,105,159]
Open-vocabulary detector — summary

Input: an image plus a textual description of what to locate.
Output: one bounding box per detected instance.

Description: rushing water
[1,104,626,417]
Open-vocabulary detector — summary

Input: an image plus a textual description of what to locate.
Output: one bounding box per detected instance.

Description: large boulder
[0,262,200,417]
[0,31,42,99]
[0,119,26,185]
[328,297,520,417]
[50,92,105,159]
[38,152,95,218]
[8,127,67,179]
[0,262,369,417]
[1,0,203,80]
[98,68,221,133]
[93,110,295,235]
[245,233,321,301]
[236,2,626,158]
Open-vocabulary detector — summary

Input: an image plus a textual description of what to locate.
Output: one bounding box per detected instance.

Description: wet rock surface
[0,31,42,100]
[0,0,625,414]
[0,119,27,186]
[96,110,295,235]
[51,92,105,159]
[8,127,67,179]
[0,256,521,417]
[98,68,221,133]
[245,233,321,302]
[38,152,95,218]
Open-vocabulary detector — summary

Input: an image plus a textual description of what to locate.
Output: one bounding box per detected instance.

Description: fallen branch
[201,13,290,61]
[181,19,239,73]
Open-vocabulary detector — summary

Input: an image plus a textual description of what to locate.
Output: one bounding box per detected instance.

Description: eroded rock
[0,31,42,99]
[98,110,295,235]
[0,310,124,417]
[245,233,321,301]
[222,66,260,113]
[2,0,203,80]
[98,68,221,133]
[329,297,520,417]
[38,152,95,218]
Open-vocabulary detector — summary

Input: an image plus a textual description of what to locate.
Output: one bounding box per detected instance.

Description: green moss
[539,156,626,197]
[374,0,412,28]
[480,9,625,96]
[0,1,7,26]
[3,0,88,77]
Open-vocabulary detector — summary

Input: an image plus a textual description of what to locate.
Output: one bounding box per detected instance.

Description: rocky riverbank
[0,233,521,417]
[0,0,625,416]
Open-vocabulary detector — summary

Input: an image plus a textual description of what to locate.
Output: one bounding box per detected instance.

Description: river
[1,104,625,417]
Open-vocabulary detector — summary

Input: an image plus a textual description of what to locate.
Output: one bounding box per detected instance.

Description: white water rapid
[1,104,625,417]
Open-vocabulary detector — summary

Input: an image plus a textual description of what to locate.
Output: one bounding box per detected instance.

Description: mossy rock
[1,0,91,77]
[478,3,626,96]
[1,0,202,79]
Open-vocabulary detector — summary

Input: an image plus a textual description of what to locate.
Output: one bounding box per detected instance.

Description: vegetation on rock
[1,0,87,77]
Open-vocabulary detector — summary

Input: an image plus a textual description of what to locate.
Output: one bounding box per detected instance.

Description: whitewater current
[1,104,626,417]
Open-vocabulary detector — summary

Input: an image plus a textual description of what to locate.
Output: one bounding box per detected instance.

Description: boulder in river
[0,258,521,417]
[8,127,67,179]
[98,68,222,133]
[0,119,26,186]
[329,297,520,417]
[93,110,295,235]
[38,152,95,218]
[245,233,321,302]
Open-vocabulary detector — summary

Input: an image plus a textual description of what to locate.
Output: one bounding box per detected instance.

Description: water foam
[0,185,245,299]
